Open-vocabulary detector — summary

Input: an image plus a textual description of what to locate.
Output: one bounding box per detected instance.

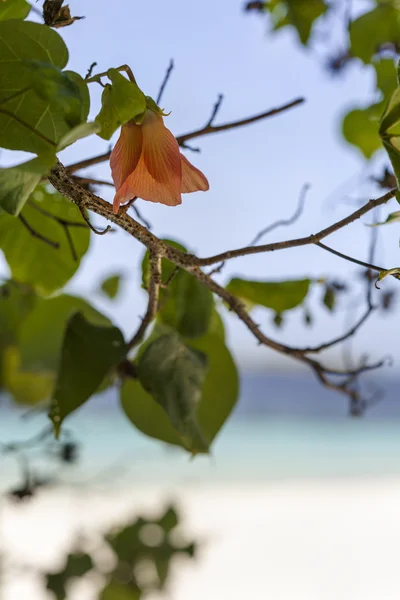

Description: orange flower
[110,109,209,213]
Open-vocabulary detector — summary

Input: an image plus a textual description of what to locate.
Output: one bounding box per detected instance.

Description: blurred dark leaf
[121,330,238,454]
[273,312,284,327]
[19,293,110,372]
[46,553,93,600]
[323,285,336,311]
[136,333,208,452]
[160,270,214,338]
[257,0,328,45]
[99,581,141,600]
[49,313,126,436]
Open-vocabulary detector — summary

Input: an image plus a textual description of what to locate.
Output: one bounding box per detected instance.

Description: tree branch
[18,214,59,249]
[48,161,391,410]
[64,97,305,174]
[193,189,396,266]
[156,59,174,105]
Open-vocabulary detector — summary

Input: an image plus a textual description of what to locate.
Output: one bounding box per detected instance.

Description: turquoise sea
[2,371,400,489]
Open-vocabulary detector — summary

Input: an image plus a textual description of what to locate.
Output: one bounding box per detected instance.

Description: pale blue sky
[2,0,400,374]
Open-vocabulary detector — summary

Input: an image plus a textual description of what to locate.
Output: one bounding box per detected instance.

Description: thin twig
[250,183,310,246]
[127,252,162,351]
[194,189,396,266]
[85,62,97,80]
[48,161,393,408]
[176,97,305,146]
[206,94,224,127]
[156,59,174,105]
[18,215,59,249]
[131,204,152,229]
[64,97,305,174]
[210,183,310,276]
[316,241,386,274]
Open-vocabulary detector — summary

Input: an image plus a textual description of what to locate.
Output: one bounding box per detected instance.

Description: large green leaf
[226,277,310,312]
[0,0,30,21]
[0,185,90,294]
[0,154,56,215]
[136,333,208,451]
[350,4,400,64]
[342,103,384,159]
[121,331,238,454]
[18,294,110,372]
[160,271,214,338]
[0,20,87,153]
[95,69,147,140]
[49,313,126,435]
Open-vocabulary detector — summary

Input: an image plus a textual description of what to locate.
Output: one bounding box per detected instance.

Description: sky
[2,0,400,375]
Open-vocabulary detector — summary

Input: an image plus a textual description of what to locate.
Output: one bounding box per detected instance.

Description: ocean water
[2,371,400,489]
[3,372,400,600]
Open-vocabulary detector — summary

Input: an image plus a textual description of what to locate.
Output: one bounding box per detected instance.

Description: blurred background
[2,0,400,598]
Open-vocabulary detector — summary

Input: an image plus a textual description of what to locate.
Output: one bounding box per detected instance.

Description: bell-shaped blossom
[110,109,209,213]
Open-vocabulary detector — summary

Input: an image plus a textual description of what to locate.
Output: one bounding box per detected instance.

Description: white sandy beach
[2,477,400,600]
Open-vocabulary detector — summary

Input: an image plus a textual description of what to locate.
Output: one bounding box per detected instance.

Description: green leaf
[374,59,397,100]
[2,346,54,405]
[23,61,84,128]
[0,184,90,294]
[0,155,56,215]
[0,280,36,385]
[322,286,335,311]
[226,277,310,312]
[160,271,214,338]
[342,103,384,159]
[381,137,400,188]
[46,553,93,600]
[0,20,85,153]
[65,71,90,122]
[369,210,400,226]
[95,69,146,140]
[57,121,100,150]
[99,582,141,600]
[49,313,126,435]
[380,87,400,134]
[136,333,208,451]
[350,4,400,64]
[267,0,328,45]
[100,274,123,299]
[0,0,30,21]
[121,331,238,454]
[18,294,110,372]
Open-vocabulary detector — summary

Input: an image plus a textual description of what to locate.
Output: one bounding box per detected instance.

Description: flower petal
[180,154,209,193]
[110,121,143,191]
[142,110,182,187]
[113,110,183,208]
[113,155,182,207]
